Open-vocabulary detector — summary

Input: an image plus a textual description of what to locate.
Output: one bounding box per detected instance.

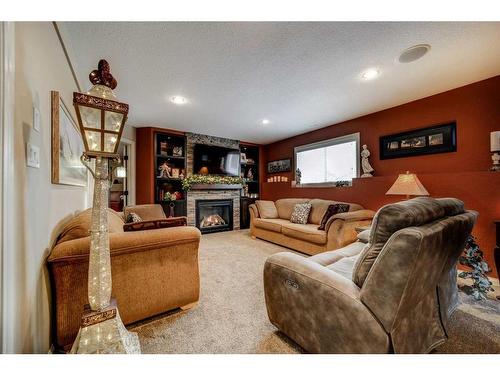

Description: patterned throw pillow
[125,212,143,224]
[290,203,312,224]
[317,203,350,230]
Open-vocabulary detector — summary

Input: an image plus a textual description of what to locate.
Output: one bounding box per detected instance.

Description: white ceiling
[58,22,500,144]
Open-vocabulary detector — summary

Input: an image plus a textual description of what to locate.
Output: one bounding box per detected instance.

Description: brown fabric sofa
[263,197,477,353]
[47,205,201,351]
[250,198,375,255]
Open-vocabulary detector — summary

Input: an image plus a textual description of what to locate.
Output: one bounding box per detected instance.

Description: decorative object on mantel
[182,174,245,191]
[267,158,292,174]
[380,121,456,160]
[71,59,140,353]
[458,235,495,300]
[360,144,374,177]
[386,171,429,200]
[490,131,500,171]
[172,146,183,157]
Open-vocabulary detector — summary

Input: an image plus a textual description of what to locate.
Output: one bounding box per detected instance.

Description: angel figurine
[360,144,374,177]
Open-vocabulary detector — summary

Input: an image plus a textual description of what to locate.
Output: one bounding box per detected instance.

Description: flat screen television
[193,144,240,177]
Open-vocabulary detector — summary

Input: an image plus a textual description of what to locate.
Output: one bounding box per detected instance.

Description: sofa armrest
[325,209,375,249]
[48,226,201,263]
[265,252,361,299]
[249,203,260,219]
[263,252,388,353]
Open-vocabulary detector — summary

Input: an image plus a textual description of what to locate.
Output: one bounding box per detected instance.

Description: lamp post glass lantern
[71,59,140,354]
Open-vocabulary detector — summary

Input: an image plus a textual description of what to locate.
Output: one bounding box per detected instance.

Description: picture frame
[379,121,457,160]
[267,158,291,174]
[51,91,88,187]
[171,168,180,179]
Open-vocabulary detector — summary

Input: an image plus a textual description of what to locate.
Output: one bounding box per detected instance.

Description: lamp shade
[115,166,126,178]
[491,131,500,152]
[386,171,429,197]
[73,60,129,157]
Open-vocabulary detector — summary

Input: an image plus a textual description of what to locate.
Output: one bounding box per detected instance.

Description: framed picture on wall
[51,91,88,186]
[267,158,292,174]
[379,121,457,160]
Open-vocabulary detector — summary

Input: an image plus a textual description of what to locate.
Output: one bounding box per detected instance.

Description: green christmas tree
[458,235,494,300]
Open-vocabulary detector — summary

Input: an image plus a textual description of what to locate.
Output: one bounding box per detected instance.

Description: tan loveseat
[47,205,201,351]
[263,197,477,353]
[249,198,375,255]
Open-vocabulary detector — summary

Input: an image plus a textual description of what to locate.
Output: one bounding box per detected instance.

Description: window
[294,133,360,186]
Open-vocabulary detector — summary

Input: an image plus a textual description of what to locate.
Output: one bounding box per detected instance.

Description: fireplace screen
[195,199,233,234]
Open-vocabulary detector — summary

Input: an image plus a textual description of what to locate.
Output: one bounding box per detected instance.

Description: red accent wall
[262,76,500,276]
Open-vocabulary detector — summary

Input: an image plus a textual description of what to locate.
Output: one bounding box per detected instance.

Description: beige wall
[5,22,90,353]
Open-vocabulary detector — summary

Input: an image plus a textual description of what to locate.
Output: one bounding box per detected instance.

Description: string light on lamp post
[71,59,140,354]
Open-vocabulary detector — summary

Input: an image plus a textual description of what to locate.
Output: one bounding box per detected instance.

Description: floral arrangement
[162,192,177,201]
[458,235,494,300]
[182,174,246,191]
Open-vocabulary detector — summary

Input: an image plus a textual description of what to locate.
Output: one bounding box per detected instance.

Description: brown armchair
[47,205,201,351]
[263,197,477,353]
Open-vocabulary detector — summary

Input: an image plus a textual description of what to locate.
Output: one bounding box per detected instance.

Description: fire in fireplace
[195,199,233,234]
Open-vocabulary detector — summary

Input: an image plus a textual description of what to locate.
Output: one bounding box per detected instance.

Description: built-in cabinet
[136,127,187,217]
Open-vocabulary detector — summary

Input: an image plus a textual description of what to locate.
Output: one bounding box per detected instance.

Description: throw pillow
[356,229,370,244]
[125,212,143,224]
[317,203,350,230]
[290,203,312,224]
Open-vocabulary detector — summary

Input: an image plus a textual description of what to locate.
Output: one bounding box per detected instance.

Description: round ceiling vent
[398,44,431,63]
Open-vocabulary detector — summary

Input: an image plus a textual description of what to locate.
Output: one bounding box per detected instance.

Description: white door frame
[120,137,136,206]
[0,21,15,353]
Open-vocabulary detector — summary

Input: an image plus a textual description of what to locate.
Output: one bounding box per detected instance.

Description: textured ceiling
[58,22,500,144]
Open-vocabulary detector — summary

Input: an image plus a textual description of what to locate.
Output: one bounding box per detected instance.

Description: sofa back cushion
[124,204,166,221]
[275,198,310,220]
[255,200,279,219]
[56,208,125,245]
[352,196,451,287]
[309,199,363,225]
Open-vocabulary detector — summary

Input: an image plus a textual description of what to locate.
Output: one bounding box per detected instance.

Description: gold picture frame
[51,91,88,186]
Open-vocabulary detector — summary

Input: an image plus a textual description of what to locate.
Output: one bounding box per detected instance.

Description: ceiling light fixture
[360,68,380,81]
[170,96,188,105]
[261,119,270,125]
[398,44,431,64]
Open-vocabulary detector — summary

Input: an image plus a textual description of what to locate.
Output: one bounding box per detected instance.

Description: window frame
[293,132,360,187]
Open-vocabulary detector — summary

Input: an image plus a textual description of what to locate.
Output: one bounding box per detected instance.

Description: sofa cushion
[124,204,166,221]
[290,203,312,224]
[255,200,279,219]
[352,196,454,287]
[309,199,363,224]
[57,208,125,245]
[318,203,350,230]
[275,198,310,220]
[357,229,370,243]
[327,255,359,280]
[309,241,365,266]
[253,218,287,233]
[281,222,327,245]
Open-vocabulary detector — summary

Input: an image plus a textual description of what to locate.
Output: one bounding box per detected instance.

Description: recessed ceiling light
[261,119,270,125]
[360,68,380,81]
[170,96,188,105]
[398,44,431,63]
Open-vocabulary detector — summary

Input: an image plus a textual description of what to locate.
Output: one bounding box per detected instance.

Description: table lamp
[386,171,429,200]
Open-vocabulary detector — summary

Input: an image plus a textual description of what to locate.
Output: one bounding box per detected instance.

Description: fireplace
[195,199,234,234]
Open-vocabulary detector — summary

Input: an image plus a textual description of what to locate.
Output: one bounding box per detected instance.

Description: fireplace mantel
[190,184,242,190]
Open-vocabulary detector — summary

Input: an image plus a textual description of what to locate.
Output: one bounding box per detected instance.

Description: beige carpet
[130,230,500,354]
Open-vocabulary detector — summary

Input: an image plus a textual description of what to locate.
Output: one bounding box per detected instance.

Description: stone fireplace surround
[185,132,241,231]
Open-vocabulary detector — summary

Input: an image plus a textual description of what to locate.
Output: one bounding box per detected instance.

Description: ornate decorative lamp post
[70,60,140,354]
